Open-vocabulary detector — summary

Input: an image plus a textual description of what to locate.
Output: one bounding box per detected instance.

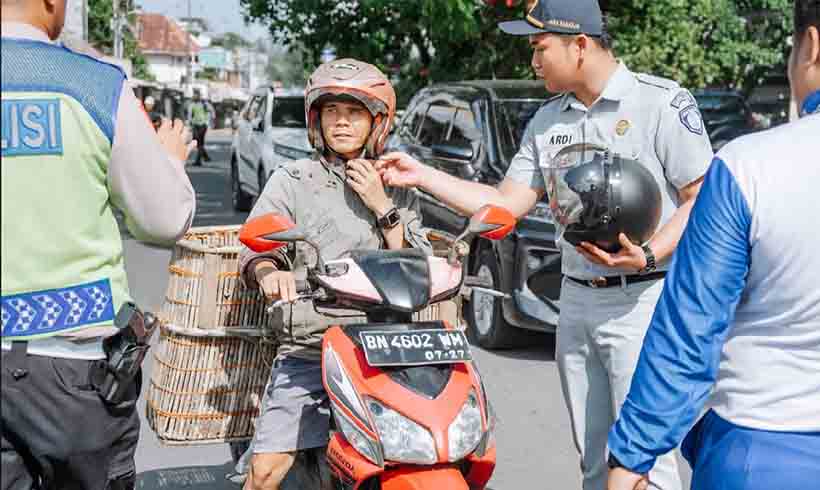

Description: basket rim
[176,224,244,254]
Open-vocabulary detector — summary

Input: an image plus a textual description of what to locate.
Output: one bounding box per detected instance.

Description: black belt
[566,271,666,289]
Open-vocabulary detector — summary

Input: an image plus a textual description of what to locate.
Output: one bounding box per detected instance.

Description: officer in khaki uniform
[237,59,431,490]
[376,1,713,488]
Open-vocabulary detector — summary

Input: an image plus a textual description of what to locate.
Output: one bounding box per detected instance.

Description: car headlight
[366,397,437,465]
[333,407,383,466]
[448,390,484,461]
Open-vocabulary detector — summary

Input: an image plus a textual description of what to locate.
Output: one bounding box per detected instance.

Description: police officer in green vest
[1,1,197,489]
[187,89,214,166]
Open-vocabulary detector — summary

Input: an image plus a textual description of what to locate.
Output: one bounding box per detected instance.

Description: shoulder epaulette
[635,73,680,91]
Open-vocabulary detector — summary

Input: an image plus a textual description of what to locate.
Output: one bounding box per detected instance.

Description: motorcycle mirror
[239,213,297,253]
[468,205,516,240]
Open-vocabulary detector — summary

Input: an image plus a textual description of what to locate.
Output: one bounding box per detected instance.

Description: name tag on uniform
[1,99,63,157]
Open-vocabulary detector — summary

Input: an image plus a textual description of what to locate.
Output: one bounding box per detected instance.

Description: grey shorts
[252,356,330,454]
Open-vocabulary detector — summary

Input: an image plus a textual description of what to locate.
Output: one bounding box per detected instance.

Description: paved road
[126,132,689,489]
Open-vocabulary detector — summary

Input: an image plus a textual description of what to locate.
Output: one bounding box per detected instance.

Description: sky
[135,0,269,41]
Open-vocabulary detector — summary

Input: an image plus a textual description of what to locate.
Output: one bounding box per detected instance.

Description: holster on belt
[89,302,159,405]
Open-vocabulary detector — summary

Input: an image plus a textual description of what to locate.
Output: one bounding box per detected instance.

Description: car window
[498,99,545,162]
[695,94,749,120]
[271,97,307,128]
[256,97,268,123]
[417,104,455,148]
[245,96,263,121]
[399,102,426,142]
[448,107,481,147]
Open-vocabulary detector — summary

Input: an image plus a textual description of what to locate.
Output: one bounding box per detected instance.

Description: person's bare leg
[244,452,296,490]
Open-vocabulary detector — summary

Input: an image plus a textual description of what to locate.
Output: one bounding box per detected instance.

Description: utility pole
[186,0,193,91]
[112,0,124,59]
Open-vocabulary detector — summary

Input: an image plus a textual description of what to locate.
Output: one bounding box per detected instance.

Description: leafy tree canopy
[88,0,155,81]
[240,0,792,103]
[606,0,792,93]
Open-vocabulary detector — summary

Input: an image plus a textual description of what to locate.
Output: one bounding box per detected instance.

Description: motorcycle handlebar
[294,279,310,294]
[265,279,312,313]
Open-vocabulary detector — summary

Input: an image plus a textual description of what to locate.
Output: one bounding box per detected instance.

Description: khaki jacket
[239,155,432,359]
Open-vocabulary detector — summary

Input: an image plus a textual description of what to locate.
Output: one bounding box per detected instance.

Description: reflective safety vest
[1,38,132,340]
[190,101,209,126]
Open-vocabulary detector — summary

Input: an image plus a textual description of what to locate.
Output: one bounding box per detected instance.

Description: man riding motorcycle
[236,59,432,490]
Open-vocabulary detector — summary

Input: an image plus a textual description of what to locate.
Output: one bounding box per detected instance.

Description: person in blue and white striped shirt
[606,1,820,489]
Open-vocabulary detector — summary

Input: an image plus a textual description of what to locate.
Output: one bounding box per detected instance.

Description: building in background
[137,13,200,88]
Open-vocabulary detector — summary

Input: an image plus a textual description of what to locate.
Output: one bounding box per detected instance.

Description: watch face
[387,210,400,226]
[386,209,400,227]
[380,208,400,229]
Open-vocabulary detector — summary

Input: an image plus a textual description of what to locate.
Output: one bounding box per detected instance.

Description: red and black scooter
[239,205,516,489]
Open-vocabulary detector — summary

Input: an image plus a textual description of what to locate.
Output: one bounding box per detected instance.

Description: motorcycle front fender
[380,465,468,490]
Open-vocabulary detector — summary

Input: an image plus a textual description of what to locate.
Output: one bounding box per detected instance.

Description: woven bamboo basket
[146,225,461,445]
[147,225,277,445]
[146,327,276,444]
[160,225,274,335]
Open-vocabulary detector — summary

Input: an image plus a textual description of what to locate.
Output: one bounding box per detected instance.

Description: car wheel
[464,248,530,349]
[231,157,254,212]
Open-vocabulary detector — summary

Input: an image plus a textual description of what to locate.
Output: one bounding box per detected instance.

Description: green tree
[604,0,792,93]
[212,32,252,50]
[265,44,310,88]
[88,0,155,81]
[239,0,533,105]
[240,0,792,102]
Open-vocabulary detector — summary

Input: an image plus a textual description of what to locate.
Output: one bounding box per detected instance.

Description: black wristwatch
[377,207,401,230]
[639,244,656,275]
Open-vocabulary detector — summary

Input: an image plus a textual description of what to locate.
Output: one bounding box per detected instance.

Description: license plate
[359,329,472,367]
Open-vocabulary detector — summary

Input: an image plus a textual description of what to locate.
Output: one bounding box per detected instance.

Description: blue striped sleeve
[607,157,752,474]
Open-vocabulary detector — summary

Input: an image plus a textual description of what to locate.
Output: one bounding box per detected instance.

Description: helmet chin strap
[323,146,367,163]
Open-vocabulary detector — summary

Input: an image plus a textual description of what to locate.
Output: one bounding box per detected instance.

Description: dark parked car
[386,81,561,348]
[693,90,771,151]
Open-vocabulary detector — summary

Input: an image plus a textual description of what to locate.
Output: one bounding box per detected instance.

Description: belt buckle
[587,276,607,288]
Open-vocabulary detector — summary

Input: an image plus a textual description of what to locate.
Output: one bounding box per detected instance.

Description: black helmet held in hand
[546,143,661,251]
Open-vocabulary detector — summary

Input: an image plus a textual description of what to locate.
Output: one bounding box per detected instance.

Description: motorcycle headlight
[333,408,383,466]
[448,390,484,461]
[366,397,437,465]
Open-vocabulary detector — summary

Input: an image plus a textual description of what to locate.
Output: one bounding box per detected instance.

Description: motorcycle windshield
[347,249,431,312]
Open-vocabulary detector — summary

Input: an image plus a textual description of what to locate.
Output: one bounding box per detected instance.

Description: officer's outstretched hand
[254,261,297,303]
[376,152,428,189]
[157,118,196,165]
[577,233,648,272]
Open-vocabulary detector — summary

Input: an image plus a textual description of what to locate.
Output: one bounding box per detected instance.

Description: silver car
[230,86,312,211]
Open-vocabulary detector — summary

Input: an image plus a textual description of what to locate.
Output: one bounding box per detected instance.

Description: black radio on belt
[89,302,159,405]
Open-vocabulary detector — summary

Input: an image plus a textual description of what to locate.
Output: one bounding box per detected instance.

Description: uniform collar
[599,62,637,102]
[801,90,820,117]
[1,22,53,44]
[561,62,636,111]
[319,154,348,182]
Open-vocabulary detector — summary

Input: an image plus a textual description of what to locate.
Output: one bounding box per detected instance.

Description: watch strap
[377,207,401,230]
[640,244,656,274]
